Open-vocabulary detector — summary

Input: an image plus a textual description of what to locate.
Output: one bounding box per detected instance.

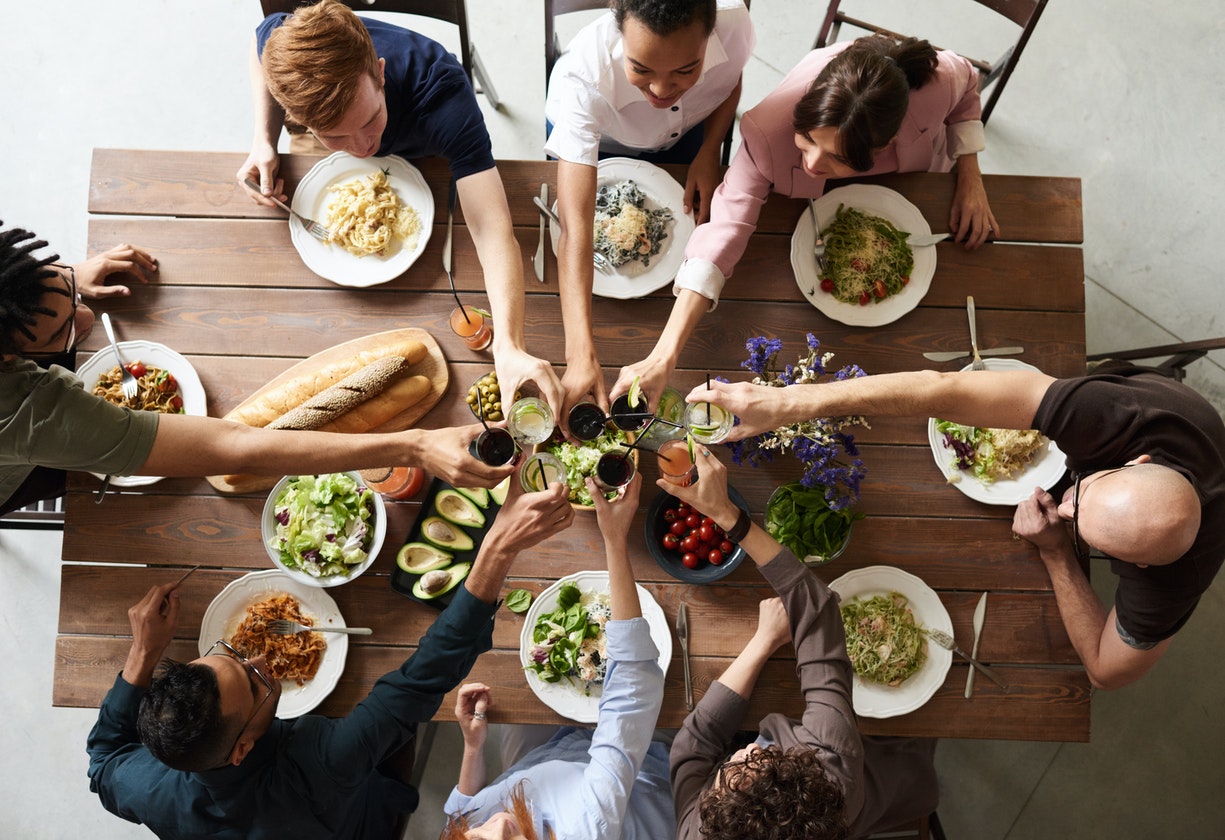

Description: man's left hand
[1012,486,1070,553]
[75,244,159,299]
[122,582,180,687]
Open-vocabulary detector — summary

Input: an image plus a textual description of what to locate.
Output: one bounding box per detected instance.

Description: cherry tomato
[701,516,715,527]
[676,502,690,516]
[663,508,678,523]
[684,513,700,528]
[708,548,725,566]
[698,523,715,544]
[851,258,868,272]
[662,533,680,551]
[819,277,835,293]
[720,539,734,554]
[126,362,147,378]
[872,279,888,299]
[681,552,700,569]
[902,275,911,286]
[858,291,871,306]
[670,520,688,537]
[170,395,184,411]
[681,534,699,553]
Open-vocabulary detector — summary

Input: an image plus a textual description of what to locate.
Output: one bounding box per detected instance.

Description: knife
[533,184,548,283]
[923,346,1025,362]
[909,232,951,247]
[442,178,457,289]
[965,592,988,699]
[677,602,693,710]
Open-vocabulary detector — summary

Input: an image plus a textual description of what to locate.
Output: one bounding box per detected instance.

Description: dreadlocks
[0,221,64,356]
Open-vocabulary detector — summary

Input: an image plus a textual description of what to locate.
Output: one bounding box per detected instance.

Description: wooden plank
[54,637,1088,741]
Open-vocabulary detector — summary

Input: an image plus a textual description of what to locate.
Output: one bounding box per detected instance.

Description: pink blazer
[679,44,982,292]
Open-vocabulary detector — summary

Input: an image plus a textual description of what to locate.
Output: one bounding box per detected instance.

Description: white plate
[291,152,434,287]
[520,570,673,723]
[828,565,952,719]
[76,340,207,488]
[198,569,348,719]
[549,157,696,299]
[927,358,1068,506]
[791,184,936,327]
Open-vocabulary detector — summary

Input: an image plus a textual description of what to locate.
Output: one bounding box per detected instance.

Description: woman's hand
[494,348,565,435]
[74,245,159,299]
[752,597,792,654]
[684,146,722,225]
[949,154,999,251]
[561,349,609,424]
[655,445,741,531]
[455,682,492,749]
[610,353,674,415]
[589,472,641,545]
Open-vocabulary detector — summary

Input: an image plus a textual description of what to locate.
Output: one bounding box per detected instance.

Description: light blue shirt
[444,617,674,838]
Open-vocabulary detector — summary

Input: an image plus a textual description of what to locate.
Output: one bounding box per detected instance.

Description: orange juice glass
[449,305,493,351]
[657,438,697,486]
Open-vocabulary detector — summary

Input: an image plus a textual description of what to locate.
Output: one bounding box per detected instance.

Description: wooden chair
[544,0,748,164]
[814,0,1050,124]
[1086,338,1225,383]
[0,497,65,530]
[866,811,947,840]
[260,0,500,109]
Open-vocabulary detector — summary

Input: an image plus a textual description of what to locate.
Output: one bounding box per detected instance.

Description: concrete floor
[2,1,1223,837]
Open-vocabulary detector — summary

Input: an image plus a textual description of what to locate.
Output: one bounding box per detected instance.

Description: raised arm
[688,368,1057,442]
[237,35,288,206]
[556,159,608,417]
[455,168,564,424]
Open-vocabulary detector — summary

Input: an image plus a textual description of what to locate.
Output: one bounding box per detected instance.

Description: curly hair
[613,0,718,37]
[793,35,939,172]
[0,222,65,356]
[261,0,382,133]
[698,745,849,840]
[137,660,240,772]
[438,782,556,840]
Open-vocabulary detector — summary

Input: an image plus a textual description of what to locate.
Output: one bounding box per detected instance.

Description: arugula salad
[270,473,375,578]
[546,427,629,507]
[525,581,611,692]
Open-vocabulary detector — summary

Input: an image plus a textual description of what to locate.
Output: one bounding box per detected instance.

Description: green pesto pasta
[840,591,927,685]
[820,205,915,305]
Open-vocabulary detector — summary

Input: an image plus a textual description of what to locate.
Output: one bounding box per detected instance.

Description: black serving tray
[390,477,507,610]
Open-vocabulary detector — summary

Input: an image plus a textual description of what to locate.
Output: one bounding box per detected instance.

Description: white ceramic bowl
[261,472,386,587]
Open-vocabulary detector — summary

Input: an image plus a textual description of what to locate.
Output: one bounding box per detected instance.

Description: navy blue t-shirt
[256,14,495,180]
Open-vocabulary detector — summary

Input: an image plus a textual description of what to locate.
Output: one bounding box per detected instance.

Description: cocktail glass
[594,448,637,491]
[684,401,734,444]
[449,305,493,351]
[610,392,652,431]
[507,397,555,446]
[656,438,697,487]
[519,451,565,493]
[468,427,519,466]
[567,401,608,441]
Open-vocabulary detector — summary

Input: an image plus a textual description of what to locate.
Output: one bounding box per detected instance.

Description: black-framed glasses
[1070,464,1135,560]
[205,639,275,759]
[23,264,79,357]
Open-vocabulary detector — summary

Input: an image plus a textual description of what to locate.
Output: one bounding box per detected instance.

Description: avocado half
[434,488,486,528]
[455,486,491,508]
[396,542,453,574]
[412,562,472,600]
[419,516,475,551]
[489,475,511,506]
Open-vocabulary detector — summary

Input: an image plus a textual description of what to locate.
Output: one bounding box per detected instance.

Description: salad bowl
[261,472,386,588]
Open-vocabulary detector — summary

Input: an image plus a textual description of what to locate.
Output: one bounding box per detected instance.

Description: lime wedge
[628,376,642,410]
[686,433,695,462]
[472,306,493,319]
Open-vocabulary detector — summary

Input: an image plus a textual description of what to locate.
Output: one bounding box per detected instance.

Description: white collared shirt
[545,0,755,165]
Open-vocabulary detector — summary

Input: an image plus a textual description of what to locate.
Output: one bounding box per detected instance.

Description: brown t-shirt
[1033,364,1225,643]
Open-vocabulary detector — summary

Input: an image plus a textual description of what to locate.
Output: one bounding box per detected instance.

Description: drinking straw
[705,374,711,423]
[623,438,668,461]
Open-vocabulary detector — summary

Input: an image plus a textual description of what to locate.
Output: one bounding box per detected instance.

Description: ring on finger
[473,711,487,721]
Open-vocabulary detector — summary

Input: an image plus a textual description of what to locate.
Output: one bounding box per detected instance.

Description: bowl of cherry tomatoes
[644,487,749,583]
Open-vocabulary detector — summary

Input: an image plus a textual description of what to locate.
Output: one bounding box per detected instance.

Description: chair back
[544,0,610,86]
[813,0,1050,123]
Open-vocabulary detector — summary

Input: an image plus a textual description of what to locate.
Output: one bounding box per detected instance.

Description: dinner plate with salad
[520,570,672,723]
[790,184,937,327]
[927,358,1068,506]
[828,565,952,718]
[549,157,696,300]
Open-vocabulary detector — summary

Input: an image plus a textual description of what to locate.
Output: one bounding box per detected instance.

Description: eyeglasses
[205,639,275,759]
[23,264,79,357]
[1069,464,1135,559]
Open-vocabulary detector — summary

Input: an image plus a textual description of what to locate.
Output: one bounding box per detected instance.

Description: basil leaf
[506,589,533,613]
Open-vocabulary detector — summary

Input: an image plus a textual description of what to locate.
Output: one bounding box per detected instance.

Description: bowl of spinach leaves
[765,482,861,566]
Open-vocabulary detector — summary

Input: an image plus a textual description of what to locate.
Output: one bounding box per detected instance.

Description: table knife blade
[533,183,548,283]
[442,178,457,280]
[923,346,1025,362]
[965,592,988,699]
[677,602,693,710]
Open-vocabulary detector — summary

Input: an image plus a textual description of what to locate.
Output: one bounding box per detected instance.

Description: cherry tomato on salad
[851,258,867,272]
[902,276,911,286]
[662,533,680,551]
[670,520,688,537]
[707,548,724,566]
[858,291,871,306]
[681,552,700,569]
[126,362,147,378]
[872,279,888,299]
[819,277,835,293]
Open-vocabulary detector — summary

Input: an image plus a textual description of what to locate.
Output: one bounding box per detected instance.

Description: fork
[100,313,139,401]
[243,178,331,242]
[268,619,372,636]
[808,199,827,272]
[966,296,986,371]
[927,628,1009,691]
[532,195,611,274]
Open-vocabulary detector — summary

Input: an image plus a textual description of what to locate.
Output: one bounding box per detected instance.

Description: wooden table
[55,149,1090,742]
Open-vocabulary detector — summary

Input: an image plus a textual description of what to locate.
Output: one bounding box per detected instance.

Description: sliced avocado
[435,488,486,528]
[419,516,475,551]
[412,562,472,600]
[489,475,511,506]
[396,542,453,574]
[455,486,491,508]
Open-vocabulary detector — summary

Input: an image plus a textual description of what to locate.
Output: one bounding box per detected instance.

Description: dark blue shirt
[87,587,497,839]
[256,14,495,180]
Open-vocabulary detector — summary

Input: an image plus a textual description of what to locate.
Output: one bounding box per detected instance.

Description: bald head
[1078,463,1200,566]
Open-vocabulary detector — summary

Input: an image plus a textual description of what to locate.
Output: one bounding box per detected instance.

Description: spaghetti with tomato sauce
[92,360,185,413]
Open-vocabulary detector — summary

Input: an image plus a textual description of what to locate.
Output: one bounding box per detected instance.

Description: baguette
[270,356,408,431]
[226,339,427,428]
